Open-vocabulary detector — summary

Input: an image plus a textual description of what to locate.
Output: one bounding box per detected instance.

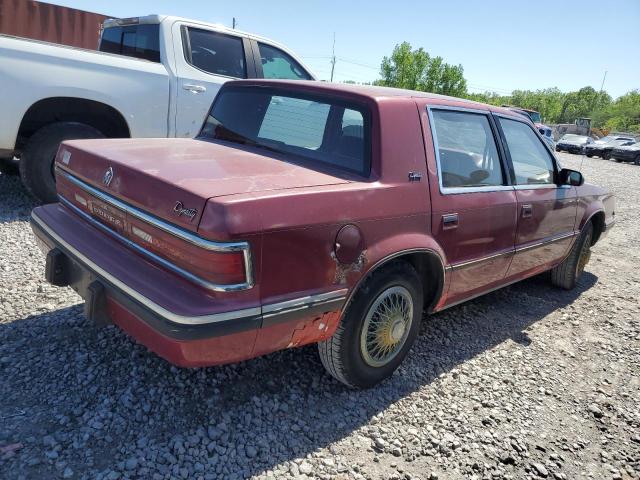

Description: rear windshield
[200,87,371,175]
[99,24,160,62]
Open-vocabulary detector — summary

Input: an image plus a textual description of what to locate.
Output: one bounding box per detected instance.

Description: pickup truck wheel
[318,261,423,389]
[550,222,593,290]
[20,122,104,203]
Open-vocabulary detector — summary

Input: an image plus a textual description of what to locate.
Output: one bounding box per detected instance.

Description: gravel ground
[1,153,638,480]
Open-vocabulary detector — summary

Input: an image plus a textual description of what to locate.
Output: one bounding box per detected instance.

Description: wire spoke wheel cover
[360,285,414,367]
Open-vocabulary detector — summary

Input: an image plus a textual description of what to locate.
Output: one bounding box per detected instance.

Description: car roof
[223,80,520,116]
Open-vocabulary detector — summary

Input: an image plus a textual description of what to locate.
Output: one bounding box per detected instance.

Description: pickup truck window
[201,87,370,175]
[499,118,554,185]
[99,24,160,63]
[184,28,246,78]
[431,110,504,188]
[258,43,312,80]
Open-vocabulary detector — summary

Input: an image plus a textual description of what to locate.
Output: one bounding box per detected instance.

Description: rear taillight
[127,216,247,286]
[57,173,250,290]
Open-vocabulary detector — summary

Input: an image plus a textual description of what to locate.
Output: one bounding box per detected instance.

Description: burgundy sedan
[31,80,615,388]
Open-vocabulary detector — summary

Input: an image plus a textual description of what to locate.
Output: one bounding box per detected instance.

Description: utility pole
[599,70,607,93]
[232,17,237,29]
[330,32,336,82]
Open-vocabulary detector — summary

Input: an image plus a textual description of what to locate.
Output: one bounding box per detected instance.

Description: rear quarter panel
[200,97,442,307]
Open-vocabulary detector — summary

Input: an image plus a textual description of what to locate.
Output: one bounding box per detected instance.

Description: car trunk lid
[56,137,351,232]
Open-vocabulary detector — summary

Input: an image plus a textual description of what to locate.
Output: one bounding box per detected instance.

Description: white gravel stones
[1,153,639,479]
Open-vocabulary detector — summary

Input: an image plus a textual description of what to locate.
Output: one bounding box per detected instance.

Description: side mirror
[559,168,584,186]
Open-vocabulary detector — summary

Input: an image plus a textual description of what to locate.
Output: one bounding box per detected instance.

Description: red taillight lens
[127,216,247,287]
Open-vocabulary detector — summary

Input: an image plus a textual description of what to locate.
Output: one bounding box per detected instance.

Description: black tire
[20,122,104,203]
[0,157,19,176]
[586,154,593,158]
[550,223,594,290]
[634,155,640,166]
[318,261,424,389]
[602,151,610,160]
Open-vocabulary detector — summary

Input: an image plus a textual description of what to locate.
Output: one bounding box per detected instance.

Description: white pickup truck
[0,15,314,202]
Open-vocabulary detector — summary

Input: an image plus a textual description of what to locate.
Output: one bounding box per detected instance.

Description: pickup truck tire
[20,122,104,203]
[318,261,423,389]
[550,222,593,290]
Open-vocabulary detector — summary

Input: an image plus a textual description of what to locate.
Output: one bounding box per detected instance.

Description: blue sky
[47,0,639,98]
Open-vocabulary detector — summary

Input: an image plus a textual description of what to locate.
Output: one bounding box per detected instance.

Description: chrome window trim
[57,167,254,290]
[32,210,347,326]
[426,105,511,195]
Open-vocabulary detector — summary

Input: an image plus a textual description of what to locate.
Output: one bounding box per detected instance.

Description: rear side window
[99,24,160,62]
[430,110,504,189]
[184,28,246,78]
[201,87,370,175]
[258,42,312,80]
[499,118,555,185]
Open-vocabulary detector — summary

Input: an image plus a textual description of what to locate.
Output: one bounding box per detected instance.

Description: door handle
[522,204,533,218]
[182,84,207,94]
[442,213,459,230]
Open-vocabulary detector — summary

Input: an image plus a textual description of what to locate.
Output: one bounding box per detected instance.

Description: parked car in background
[30,80,614,388]
[0,15,314,202]
[556,134,594,154]
[503,106,555,150]
[584,135,636,159]
[611,142,640,165]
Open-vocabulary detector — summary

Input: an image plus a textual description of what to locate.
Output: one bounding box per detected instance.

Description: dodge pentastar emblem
[173,201,198,221]
[103,166,114,187]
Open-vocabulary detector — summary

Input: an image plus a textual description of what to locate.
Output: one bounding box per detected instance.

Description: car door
[426,106,518,307]
[495,115,578,279]
[172,23,257,138]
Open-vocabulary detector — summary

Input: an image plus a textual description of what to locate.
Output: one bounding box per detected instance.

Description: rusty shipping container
[0,0,110,49]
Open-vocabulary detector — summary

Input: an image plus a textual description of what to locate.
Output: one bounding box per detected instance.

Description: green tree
[591,90,640,133]
[379,42,467,97]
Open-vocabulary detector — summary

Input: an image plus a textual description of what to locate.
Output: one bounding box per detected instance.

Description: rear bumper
[31,204,347,367]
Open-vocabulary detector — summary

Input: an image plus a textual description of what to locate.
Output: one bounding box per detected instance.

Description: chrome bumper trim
[32,210,346,326]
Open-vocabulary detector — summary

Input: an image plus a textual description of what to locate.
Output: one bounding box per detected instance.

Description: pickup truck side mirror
[559,168,584,186]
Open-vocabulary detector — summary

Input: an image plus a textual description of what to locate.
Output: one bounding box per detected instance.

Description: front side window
[499,118,555,185]
[185,28,246,78]
[201,87,369,175]
[431,110,504,189]
[258,42,312,80]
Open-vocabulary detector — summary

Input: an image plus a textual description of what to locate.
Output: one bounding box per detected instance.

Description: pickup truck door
[426,106,518,307]
[495,115,578,279]
[170,22,257,138]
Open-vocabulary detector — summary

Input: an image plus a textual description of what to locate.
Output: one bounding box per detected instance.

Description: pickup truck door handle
[182,84,207,94]
[442,213,459,230]
[521,204,533,218]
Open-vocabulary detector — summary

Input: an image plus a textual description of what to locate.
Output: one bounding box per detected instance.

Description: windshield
[527,111,542,123]
[200,87,370,175]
